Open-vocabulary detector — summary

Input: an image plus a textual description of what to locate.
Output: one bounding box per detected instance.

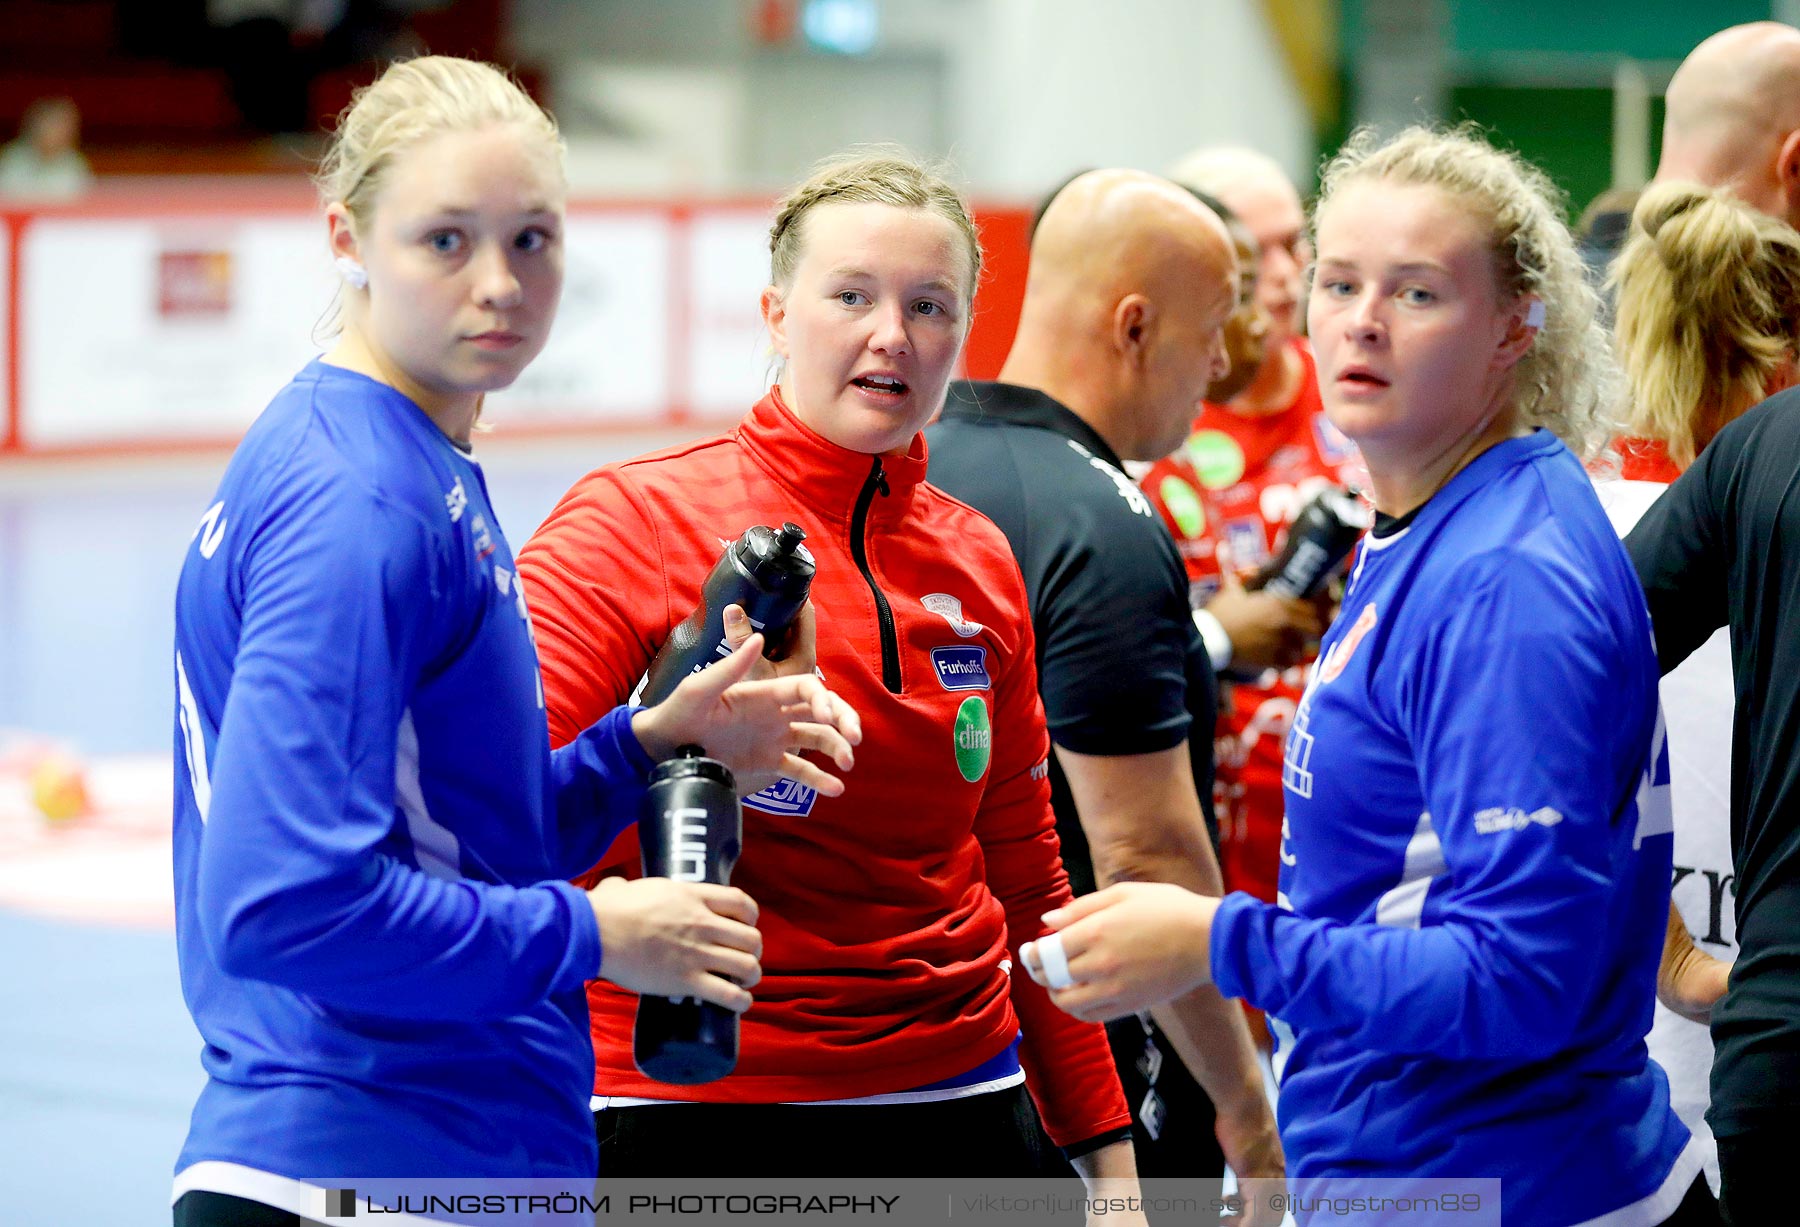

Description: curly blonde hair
[1611,181,1800,468]
[1315,125,1622,460]
[769,147,982,307]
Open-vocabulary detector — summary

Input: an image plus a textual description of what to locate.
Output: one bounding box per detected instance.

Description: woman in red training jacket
[517,151,1135,1190]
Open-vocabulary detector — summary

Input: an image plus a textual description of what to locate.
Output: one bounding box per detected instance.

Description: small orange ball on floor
[30,755,91,823]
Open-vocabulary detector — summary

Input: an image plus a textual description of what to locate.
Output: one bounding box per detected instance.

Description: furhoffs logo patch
[930,646,990,691]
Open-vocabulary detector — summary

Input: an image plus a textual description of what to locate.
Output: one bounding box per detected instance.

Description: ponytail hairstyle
[1611,181,1800,467]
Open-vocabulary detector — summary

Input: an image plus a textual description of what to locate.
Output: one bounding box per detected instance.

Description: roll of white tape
[1035,932,1074,990]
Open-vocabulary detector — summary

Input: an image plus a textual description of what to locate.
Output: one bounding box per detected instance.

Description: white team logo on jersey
[192,501,228,559]
[922,593,984,638]
[493,564,531,623]
[1282,697,1317,799]
[1473,806,1565,835]
[1066,439,1153,518]
[445,477,468,523]
[1633,704,1674,849]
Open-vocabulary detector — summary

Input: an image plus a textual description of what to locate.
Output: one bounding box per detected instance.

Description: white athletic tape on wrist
[1035,932,1074,990]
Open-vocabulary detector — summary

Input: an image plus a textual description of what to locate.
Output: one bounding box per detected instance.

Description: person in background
[169,56,857,1225]
[1620,182,1800,1227]
[927,170,1283,1215]
[1570,21,1800,319]
[1613,184,1800,479]
[1575,185,1642,287]
[1187,190,1269,406]
[1025,125,1714,1227]
[0,97,92,200]
[1612,46,1800,1205]
[1600,180,1800,1197]
[1138,190,1313,674]
[1657,22,1800,229]
[1138,146,1351,990]
[206,0,428,134]
[517,151,1141,1208]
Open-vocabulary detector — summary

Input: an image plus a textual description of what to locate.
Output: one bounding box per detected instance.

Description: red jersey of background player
[1614,436,1681,483]
[1141,340,1363,904]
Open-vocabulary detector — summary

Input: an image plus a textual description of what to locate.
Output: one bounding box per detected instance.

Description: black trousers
[1104,1013,1224,1179]
[1717,1132,1781,1227]
[595,1084,1057,1178]
[1035,1016,1225,1184]
[173,1190,323,1226]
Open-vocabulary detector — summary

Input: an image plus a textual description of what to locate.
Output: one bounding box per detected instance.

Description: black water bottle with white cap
[640,523,815,705]
[1248,487,1370,599]
[633,749,744,1084]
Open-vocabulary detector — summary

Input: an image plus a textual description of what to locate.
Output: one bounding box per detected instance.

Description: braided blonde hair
[769,147,982,307]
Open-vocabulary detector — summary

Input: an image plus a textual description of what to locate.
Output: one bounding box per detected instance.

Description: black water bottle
[1248,487,1370,599]
[633,750,744,1084]
[640,523,815,706]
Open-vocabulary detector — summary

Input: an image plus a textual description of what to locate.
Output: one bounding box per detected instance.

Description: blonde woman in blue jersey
[1023,127,1717,1227]
[168,57,857,1226]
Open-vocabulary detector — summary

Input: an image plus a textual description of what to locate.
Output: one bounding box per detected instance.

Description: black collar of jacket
[942,380,1128,473]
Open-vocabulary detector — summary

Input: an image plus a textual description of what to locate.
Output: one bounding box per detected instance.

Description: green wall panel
[1448,1,1771,61]
[1448,85,1667,217]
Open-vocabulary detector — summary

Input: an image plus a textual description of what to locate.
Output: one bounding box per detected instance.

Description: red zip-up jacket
[516,389,1130,1149]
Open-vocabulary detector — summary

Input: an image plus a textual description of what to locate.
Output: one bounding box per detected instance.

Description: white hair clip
[1525,298,1546,329]
[335,256,369,290]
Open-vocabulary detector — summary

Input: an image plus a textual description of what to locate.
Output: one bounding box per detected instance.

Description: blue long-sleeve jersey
[1211,433,1699,1227]
[172,361,650,1185]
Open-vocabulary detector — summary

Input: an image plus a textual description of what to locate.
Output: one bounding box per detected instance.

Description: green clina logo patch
[954,696,991,782]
